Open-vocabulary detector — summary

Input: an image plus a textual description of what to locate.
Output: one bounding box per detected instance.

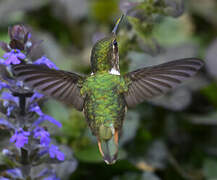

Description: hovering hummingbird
[12,16,204,164]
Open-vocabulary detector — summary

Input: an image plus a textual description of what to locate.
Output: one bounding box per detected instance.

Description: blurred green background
[1,0,217,179]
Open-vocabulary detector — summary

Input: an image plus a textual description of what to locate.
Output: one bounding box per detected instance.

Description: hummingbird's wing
[12,64,85,111]
[123,58,204,108]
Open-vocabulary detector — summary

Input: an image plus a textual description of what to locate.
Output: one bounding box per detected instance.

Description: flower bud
[8,25,31,50]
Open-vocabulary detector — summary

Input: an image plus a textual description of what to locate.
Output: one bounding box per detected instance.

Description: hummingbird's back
[81,73,128,136]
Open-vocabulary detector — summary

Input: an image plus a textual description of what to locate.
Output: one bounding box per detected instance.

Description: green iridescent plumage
[91,37,114,73]
[12,16,204,165]
[81,73,128,136]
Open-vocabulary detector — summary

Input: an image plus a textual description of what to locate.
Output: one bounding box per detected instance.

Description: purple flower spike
[43,115,62,128]
[10,128,30,148]
[9,25,28,42]
[0,81,10,90]
[0,177,10,180]
[30,104,43,116]
[1,92,19,105]
[49,145,64,161]
[2,49,25,65]
[30,104,61,127]
[44,175,60,180]
[0,58,5,64]
[30,92,44,102]
[6,168,22,179]
[34,56,59,70]
[34,114,62,128]
[27,33,31,40]
[0,41,11,52]
[7,106,14,117]
[34,127,50,146]
[0,118,14,129]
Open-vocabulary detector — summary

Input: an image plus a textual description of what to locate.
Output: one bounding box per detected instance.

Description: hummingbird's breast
[80,73,128,136]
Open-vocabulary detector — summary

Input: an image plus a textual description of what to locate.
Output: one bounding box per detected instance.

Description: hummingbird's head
[90,16,123,74]
[97,124,119,165]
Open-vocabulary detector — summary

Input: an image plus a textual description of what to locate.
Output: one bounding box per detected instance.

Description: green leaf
[203,158,217,179]
[44,100,70,122]
[74,145,127,163]
[153,16,194,46]
[74,145,104,163]
[0,33,9,57]
[201,83,217,107]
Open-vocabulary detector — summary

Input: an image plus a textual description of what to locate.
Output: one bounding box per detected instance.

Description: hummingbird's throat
[109,44,120,75]
[109,67,120,75]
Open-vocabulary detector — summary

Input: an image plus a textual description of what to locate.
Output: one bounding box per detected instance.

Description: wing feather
[12,64,85,111]
[124,58,204,107]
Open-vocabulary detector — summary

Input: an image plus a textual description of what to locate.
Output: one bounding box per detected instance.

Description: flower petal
[0,118,14,129]
[17,52,26,59]
[6,168,22,178]
[10,128,30,148]
[34,56,59,70]
[1,92,19,104]
[30,105,43,116]
[56,151,65,161]
[43,115,62,128]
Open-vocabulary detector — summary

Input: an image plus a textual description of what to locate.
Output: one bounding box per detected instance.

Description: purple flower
[30,92,44,102]
[10,128,30,148]
[9,25,28,42]
[2,49,25,65]
[36,168,50,178]
[42,115,62,128]
[1,91,18,117]
[1,92,19,105]
[0,177,10,180]
[30,104,62,127]
[49,145,64,161]
[0,118,14,129]
[44,175,60,180]
[0,58,5,64]
[0,41,11,52]
[6,106,14,117]
[0,81,9,90]
[34,127,50,146]
[34,56,58,70]
[27,33,31,39]
[33,114,62,128]
[0,24,69,179]
[6,168,22,179]
[2,149,13,156]
[15,81,23,87]
[37,169,60,180]
[30,104,43,116]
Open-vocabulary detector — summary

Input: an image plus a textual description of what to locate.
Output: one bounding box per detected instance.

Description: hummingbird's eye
[113,40,118,46]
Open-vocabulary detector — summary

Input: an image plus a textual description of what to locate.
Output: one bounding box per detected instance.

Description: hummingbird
[12,16,204,164]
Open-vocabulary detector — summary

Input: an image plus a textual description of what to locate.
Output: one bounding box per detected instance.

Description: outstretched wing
[124,58,204,108]
[12,64,85,111]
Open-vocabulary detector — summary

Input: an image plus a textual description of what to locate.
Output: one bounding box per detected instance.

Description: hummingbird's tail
[97,126,119,165]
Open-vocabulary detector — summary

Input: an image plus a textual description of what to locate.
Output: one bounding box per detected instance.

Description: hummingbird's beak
[97,129,119,165]
[112,15,124,35]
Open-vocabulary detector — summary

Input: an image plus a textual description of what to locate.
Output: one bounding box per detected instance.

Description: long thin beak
[112,15,124,35]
